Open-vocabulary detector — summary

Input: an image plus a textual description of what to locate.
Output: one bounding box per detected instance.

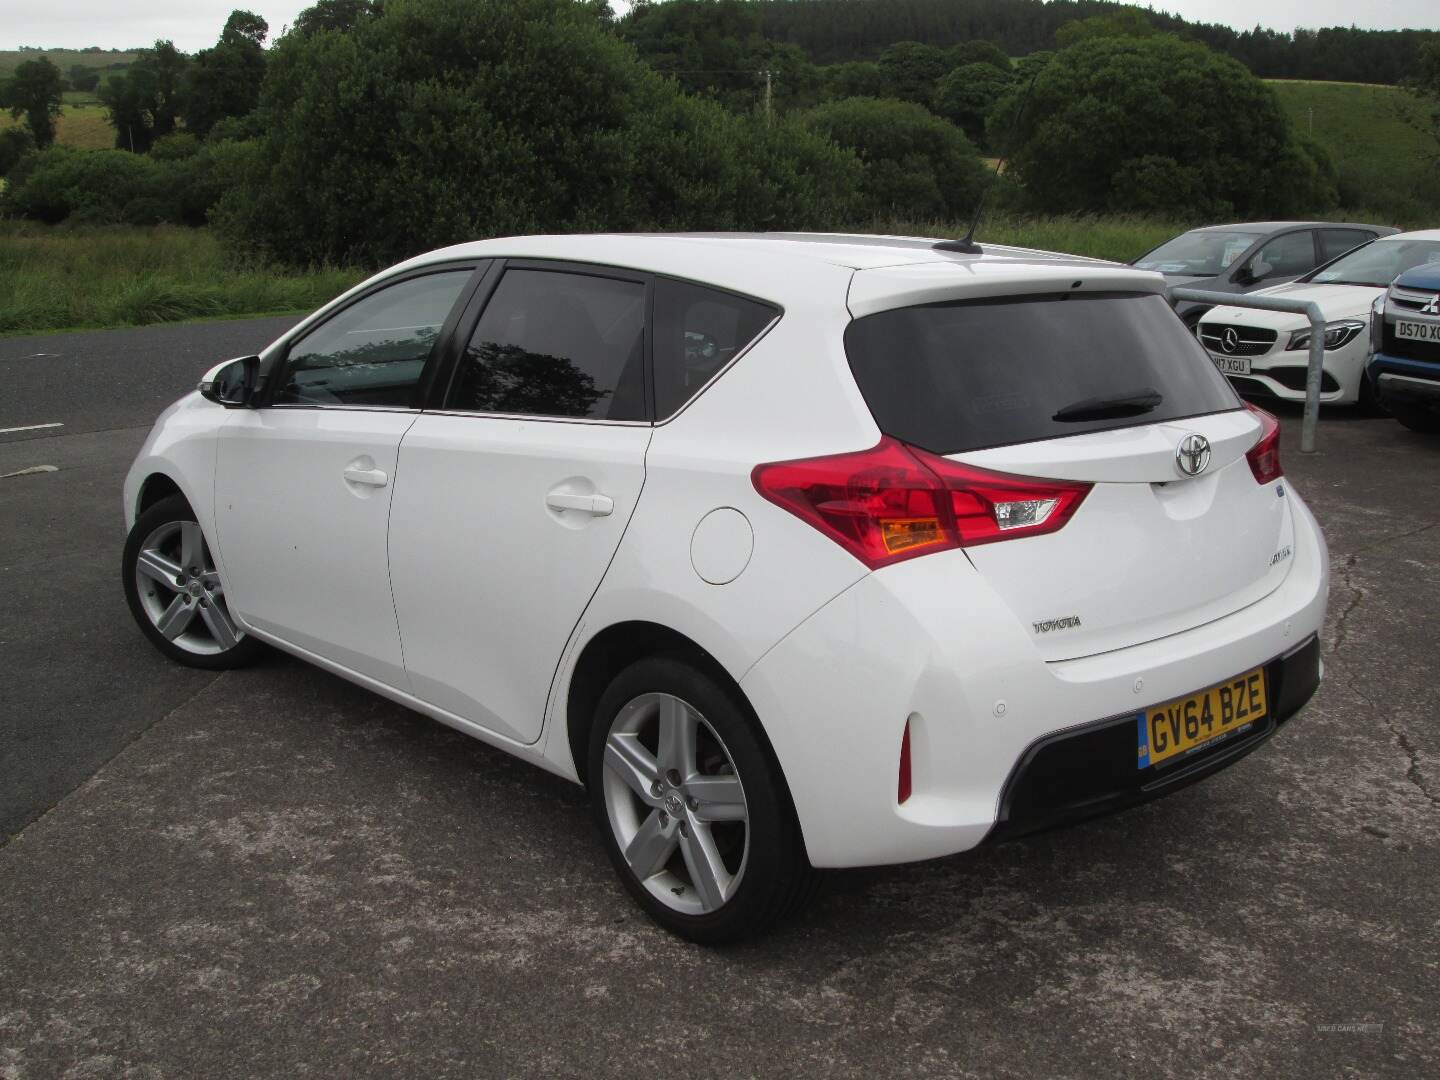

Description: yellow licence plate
[1137,667,1267,769]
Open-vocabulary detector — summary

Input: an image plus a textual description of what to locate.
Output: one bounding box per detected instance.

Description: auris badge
[1176,433,1211,477]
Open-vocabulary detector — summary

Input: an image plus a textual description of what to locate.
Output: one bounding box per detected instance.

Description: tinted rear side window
[448,268,647,421]
[845,292,1239,455]
[652,278,778,418]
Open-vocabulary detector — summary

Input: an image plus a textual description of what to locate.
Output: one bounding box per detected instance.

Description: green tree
[947,40,1010,73]
[878,41,948,107]
[183,10,269,138]
[292,0,385,36]
[995,35,1334,218]
[0,128,34,177]
[1054,10,1156,48]
[98,42,189,153]
[804,97,987,219]
[936,61,1013,148]
[824,61,886,99]
[220,0,860,267]
[3,57,64,150]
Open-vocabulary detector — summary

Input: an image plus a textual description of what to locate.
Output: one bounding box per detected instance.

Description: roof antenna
[934,62,1048,257]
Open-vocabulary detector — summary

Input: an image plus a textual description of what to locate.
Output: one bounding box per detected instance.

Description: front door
[214,267,477,686]
[388,264,652,743]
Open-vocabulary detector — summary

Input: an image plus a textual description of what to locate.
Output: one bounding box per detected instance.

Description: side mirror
[199,355,260,408]
[1238,259,1273,286]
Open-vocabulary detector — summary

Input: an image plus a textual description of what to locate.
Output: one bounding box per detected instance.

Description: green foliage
[1,141,260,226]
[1053,11,1155,49]
[0,221,363,335]
[68,66,102,93]
[150,132,200,160]
[947,40,1010,73]
[0,127,33,176]
[805,96,986,219]
[997,35,1336,218]
[936,62,1013,148]
[4,56,65,149]
[98,41,189,153]
[877,41,947,106]
[183,9,268,138]
[291,0,386,36]
[825,61,886,99]
[223,0,862,268]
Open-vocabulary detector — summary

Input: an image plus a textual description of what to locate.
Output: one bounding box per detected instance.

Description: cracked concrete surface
[2,399,1437,1078]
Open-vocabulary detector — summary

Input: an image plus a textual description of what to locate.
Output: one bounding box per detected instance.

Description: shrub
[221,0,862,267]
[0,128,34,177]
[150,132,201,160]
[805,97,988,220]
[996,35,1330,219]
[936,62,1014,149]
[1,146,161,223]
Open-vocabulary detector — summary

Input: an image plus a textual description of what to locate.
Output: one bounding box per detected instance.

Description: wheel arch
[564,620,784,796]
[135,471,188,520]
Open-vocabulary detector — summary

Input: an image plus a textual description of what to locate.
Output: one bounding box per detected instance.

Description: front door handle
[343,465,389,487]
[545,492,614,516]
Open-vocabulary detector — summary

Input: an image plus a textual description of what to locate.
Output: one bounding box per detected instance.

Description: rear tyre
[1391,403,1440,434]
[588,654,816,944]
[122,493,264,670]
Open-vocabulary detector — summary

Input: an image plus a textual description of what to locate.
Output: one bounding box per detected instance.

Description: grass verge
[0,222,366,336]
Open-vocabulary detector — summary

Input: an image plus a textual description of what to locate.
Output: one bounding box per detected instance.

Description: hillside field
[0,48,140,76]
[1267,79,1439,223]
[1,102,114,150]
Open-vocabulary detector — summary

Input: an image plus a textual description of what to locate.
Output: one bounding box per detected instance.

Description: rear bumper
[984,634,1320,844]
[742,487,1328,869]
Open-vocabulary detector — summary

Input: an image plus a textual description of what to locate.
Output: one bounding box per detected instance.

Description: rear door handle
[343,465,389,487]
[546,492,614,516]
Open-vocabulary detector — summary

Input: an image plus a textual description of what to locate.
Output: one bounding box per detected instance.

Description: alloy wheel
[133,520,244,656]
[600,692,750,916]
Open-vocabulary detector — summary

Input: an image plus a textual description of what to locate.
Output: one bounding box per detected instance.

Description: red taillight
[752,437,1091,570]
[1244,403,1283,485]
[898,719,913,804]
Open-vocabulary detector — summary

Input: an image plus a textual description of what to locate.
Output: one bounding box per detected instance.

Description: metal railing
[1170,287,1329,453]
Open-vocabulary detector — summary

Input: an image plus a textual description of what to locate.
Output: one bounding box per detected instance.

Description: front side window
[652,278,778,418]
[1250,231,1317,280]
[447,269,646,420]
[274,271,472,407]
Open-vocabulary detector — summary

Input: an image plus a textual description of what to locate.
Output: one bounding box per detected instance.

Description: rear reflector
[752,436,1091,570]
[898,719,913,804]
[1244,403,1283,485]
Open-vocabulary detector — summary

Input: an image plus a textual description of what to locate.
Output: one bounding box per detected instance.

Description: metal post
[1170,288,1331,453]
[763,70,772,124]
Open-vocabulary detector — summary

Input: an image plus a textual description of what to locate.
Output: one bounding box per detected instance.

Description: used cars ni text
[123,234,1328,942]
[1197,230,1440,408]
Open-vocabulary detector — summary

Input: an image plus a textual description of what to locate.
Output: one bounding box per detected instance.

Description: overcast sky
[2,0,1437,53]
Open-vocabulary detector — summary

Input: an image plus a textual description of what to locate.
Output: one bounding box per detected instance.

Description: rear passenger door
[387,262,652,744]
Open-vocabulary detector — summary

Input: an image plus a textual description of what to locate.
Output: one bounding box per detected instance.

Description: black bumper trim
[983,634,1321,845]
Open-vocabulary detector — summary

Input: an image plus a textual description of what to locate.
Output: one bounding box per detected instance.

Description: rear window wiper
[1052,388,1163,423]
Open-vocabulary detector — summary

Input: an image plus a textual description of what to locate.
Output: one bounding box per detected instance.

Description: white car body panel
[214,407,418,687]
[1199,281,1383,405]
[387,414,652,745]
[123,232,1330,871]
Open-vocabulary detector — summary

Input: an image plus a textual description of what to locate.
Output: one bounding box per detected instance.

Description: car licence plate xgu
[1137,667,1267,769]
[1212,355,1251,375]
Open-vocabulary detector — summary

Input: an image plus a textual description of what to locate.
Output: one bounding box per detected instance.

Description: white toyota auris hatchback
[123,234,1328,942]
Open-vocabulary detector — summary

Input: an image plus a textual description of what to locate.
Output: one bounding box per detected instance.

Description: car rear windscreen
[844,291,1241,455]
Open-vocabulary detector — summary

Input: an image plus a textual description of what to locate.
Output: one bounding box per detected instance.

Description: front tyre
[122,493,263,670]
[588,655,816,944]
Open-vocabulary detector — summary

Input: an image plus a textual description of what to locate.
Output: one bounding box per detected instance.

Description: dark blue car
[1368,250,1440,433]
